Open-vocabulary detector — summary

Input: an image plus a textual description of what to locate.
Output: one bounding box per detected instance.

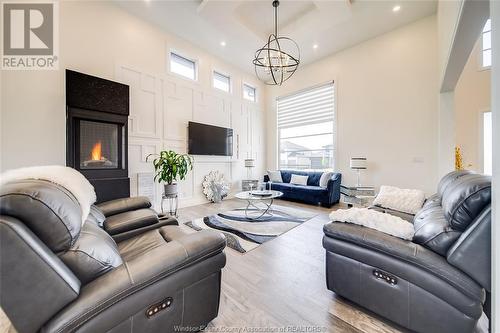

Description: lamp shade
[350,157,367,170]
[244,159,255,168]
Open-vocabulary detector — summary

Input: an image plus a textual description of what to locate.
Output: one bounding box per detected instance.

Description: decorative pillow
[373,185,426,215]
[267,170,283,183]
[330,207,414,240]
[319,172,333,188]
[290,174,308,186]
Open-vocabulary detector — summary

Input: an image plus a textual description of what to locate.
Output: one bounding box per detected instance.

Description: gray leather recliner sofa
[0,179,226,333]
[323,171,491,333]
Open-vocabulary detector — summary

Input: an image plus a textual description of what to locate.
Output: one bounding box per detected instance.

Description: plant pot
[164,183,178,196]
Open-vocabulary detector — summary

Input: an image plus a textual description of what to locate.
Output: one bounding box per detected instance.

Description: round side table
[161,193,178,217]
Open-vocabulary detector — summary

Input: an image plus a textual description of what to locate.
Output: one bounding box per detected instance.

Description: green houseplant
[147,150,193,195]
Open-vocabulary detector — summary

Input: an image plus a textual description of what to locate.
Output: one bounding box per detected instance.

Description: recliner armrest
[97,196,152,217]
[323,222,484,303]
[42,230,226,333]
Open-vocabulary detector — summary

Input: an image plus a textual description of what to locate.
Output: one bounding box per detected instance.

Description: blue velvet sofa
[263,170,342,207]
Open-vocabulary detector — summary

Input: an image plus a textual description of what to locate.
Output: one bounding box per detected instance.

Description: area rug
[184,204,316,253]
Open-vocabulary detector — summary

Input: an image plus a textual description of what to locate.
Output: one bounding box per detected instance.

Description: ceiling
[114,0,437,74]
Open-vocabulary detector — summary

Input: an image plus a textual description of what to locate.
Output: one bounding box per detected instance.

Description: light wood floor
[176,199,405,333]
[0,199,405,333]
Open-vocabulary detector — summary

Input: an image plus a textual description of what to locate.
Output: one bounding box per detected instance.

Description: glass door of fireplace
[79,120,121,169]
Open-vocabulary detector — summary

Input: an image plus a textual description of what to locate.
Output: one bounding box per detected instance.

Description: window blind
[277,82,334,129]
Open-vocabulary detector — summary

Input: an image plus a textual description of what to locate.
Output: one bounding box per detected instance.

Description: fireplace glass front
[79,120,119,169]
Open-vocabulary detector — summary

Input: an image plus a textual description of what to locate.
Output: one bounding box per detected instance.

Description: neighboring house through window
[277,82,335,170]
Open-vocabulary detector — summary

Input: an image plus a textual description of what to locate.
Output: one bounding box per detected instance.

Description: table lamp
[244,159,255,180]
[350,157,367,187]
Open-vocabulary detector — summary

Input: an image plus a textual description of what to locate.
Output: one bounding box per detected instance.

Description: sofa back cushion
[413,205,462,256]
[0,180,82,253]
[280,170,323,186]
[441,174,491,231]
[59,220,123,284]
[437,170,473,197]
[290,174,308,186]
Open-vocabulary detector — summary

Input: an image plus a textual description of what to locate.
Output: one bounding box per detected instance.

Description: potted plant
[147,150,193,196]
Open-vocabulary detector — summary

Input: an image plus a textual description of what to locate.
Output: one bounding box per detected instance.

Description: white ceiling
[114,0,437,74]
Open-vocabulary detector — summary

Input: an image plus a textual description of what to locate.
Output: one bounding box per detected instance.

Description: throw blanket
[373,185,425,215]
[329,208,414,240]
[0,165,96,225]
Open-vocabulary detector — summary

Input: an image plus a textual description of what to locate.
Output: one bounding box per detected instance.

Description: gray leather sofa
[323,171,490,333]
[0,179,226,333]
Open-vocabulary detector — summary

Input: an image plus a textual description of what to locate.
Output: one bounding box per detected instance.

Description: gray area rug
[185,204,316,253]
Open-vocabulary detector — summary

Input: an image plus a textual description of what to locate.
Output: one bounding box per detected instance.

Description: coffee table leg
[245,199,274,220]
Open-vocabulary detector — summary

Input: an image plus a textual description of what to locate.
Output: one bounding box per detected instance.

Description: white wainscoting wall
[116,62,265,209]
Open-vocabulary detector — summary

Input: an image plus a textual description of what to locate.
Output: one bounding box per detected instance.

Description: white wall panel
[118,61,264,208]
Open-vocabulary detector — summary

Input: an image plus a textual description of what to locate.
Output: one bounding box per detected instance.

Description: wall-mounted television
[188,121,233,156]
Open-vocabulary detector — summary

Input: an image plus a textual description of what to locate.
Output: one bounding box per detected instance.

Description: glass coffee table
[235,190,283,220]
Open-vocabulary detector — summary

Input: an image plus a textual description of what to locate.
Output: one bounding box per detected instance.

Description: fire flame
[91,141,102,161]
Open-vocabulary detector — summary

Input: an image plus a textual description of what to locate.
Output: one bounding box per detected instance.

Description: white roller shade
[277,82,334,129]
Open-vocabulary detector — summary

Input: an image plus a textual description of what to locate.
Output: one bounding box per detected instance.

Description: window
[481,19,491,68]
[170,52,197,80]
[483,111,492,175]
[213,71,231,92]
[243,83,257,102]
[277,82,335,170]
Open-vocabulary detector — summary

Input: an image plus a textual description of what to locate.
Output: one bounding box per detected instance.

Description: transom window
[213,71,231,92]
[277,82,335,170]
[243,83,257,102]
[169,52,197,80]
[481,19,491,68]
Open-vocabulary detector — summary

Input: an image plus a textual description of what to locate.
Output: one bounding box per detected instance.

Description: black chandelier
[253,0,300,86]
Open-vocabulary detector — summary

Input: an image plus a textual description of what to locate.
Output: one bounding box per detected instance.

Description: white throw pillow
[267,170,283,183]
[329,208,415,240]
[373,185,426,215]
[319,172,333,188]
[290,174,308,186]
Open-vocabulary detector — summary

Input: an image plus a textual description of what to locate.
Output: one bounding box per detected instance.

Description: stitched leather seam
[1,193,77,249]
[327,235,481,300]
[55,241,225,333]
[2,222,80,295]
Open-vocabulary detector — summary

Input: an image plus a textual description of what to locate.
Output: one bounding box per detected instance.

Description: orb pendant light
[253,0,300,86]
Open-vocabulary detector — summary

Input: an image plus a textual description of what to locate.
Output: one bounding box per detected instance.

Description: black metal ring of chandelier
[252,0,300,86]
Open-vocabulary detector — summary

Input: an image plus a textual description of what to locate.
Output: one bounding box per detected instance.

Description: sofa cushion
[290,174,308,186]
[97,196,152,217]
[319,172,334,188]
[88,205,106,227]
[422,193,441,210]
[0,179,82,253]
[267,170,283,183]
[442,174,491,231]
[280,170,323,186]
[60,220,123,284]
[437,170,473,197]
[104,208,159,236]
[413,205,462,256]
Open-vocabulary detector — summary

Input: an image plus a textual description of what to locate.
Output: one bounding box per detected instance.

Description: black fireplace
[66,69,130,203]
